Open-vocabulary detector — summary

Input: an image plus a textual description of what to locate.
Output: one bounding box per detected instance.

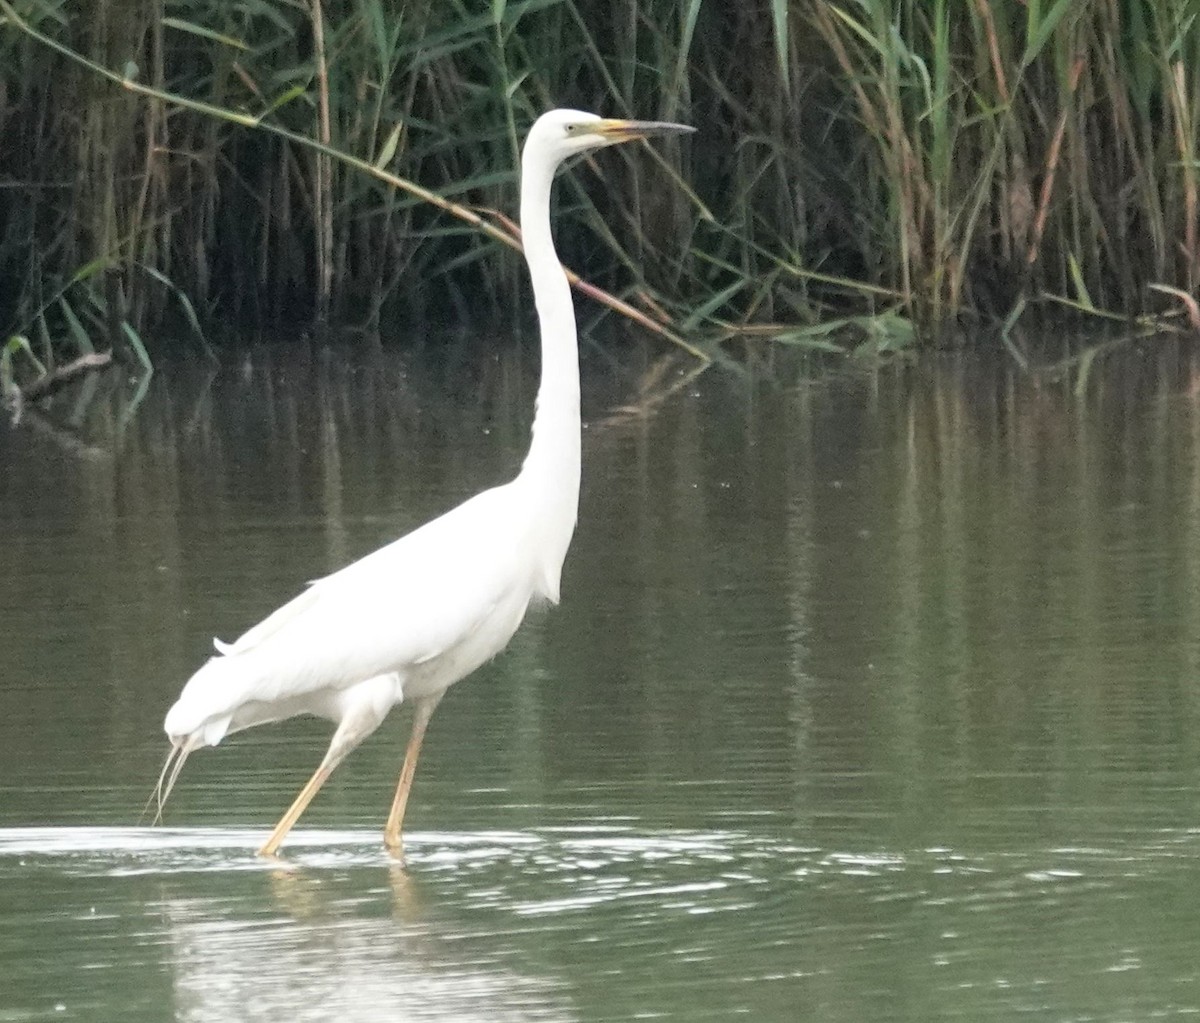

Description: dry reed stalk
[974,0,1010,105]
[311,0,333,322]
[1169,61,1198,291]
[1026,57,1084,268]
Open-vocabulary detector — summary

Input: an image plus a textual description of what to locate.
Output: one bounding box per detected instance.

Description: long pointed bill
[142,738,197,826]
[141,744,180,825]
[588,119,696,144]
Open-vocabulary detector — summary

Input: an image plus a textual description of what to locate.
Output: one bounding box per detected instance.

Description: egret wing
[174,483,528,724]
[213,585,321,656]
[215,483,515,662]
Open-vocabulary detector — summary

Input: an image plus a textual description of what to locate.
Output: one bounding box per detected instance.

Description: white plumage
[155,109,694,856]
[165,485,539,743]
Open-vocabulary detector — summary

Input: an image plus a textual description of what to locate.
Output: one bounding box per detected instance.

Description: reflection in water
[2,823,1199,1021]
[166,870,574,1023]
[4,341,1200,1019]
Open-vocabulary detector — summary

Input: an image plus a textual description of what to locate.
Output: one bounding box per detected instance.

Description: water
[2,339,1200,1020]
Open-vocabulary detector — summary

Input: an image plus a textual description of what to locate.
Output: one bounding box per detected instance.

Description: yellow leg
[258,762,334,857]
[256,676,398,857]
[384,696,440,856]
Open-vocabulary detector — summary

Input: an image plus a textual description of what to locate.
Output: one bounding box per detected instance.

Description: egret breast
[399,588,533,701]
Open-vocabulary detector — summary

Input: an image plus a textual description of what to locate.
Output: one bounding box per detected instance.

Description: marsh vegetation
[1,0,1198,383]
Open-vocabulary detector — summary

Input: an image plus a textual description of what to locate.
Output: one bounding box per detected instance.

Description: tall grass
[1,0,1198,365]
[806,0,1200,332]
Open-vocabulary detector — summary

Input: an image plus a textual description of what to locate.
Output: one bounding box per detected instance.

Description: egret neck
[517,142,582,604]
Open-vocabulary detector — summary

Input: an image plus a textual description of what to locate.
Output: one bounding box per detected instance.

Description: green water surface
[1,342,1199,1021]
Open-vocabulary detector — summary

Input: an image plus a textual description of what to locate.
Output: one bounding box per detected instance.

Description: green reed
[0,0,1198,368]
[808,0,1200,335]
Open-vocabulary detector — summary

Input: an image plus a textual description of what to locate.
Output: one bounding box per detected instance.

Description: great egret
[156,109,694,857]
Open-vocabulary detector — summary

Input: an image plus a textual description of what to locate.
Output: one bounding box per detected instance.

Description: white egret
[156,109,694,856]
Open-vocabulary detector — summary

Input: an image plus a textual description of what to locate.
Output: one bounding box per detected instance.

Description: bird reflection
[265,862,419,920]
[162,865,576,1022]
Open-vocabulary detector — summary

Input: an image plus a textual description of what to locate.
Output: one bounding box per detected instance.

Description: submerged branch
[13,403,113,460]
[16,350,114,403]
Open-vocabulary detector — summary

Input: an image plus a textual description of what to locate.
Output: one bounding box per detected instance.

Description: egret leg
[258,681,394,857]
[383,694,442,856]
[258,760,336,857]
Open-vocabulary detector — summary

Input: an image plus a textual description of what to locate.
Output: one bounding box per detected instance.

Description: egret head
[524,109,695,167]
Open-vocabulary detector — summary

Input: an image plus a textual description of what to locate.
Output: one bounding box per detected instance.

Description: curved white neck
[517,150,581,602]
